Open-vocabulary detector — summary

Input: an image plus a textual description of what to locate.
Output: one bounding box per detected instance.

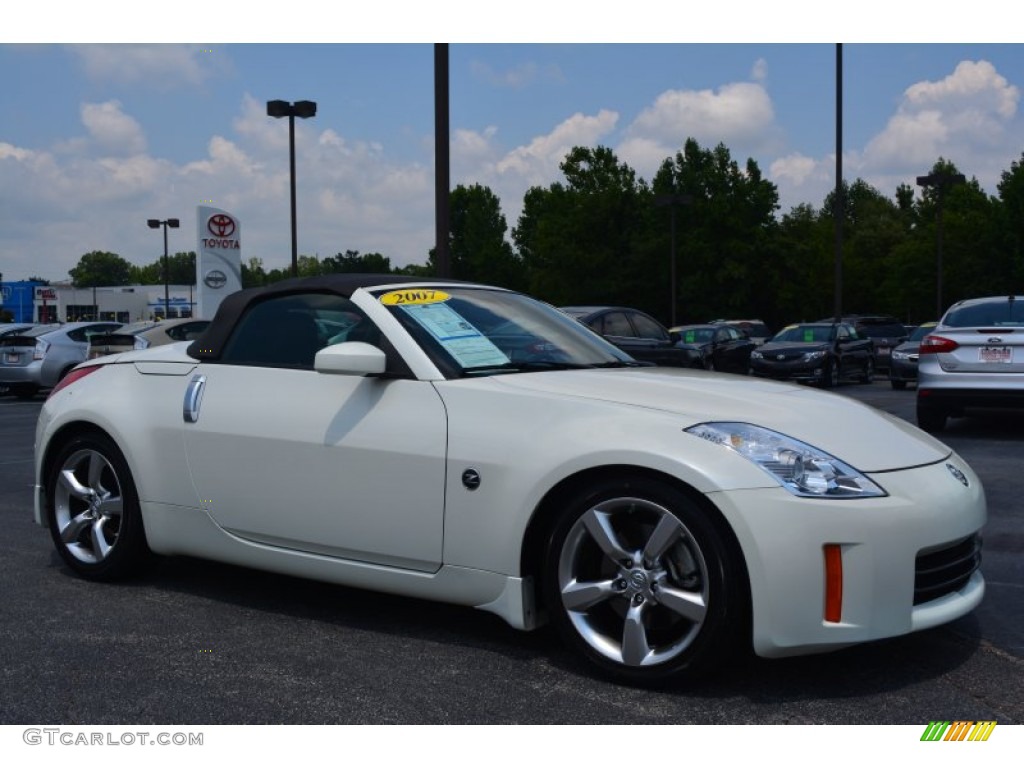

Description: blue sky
[2,4,1022,284]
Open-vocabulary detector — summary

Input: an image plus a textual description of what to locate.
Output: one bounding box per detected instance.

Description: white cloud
[469,59,564,89]
[751,58,768,83]
[68,44,222,87]
[80,101,147,156]
[863,60,1019,173]
[626,82,775,147]
[617,80,779,181]
[495,109,619,183]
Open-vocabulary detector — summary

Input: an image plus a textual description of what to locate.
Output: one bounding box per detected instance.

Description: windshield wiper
[591,360,654,368]
[461,361,597,375]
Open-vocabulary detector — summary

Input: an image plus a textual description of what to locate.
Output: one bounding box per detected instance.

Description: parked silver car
[916,296,1024,431]
[0,321,122,398]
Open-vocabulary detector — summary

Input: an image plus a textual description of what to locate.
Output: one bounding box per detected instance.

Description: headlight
[891,350,909,361]
[750,350,763,359]
[802,349,826,362]
[133,337,151,350]
[684,422,886,498]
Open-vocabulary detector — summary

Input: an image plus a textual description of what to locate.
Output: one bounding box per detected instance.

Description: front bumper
[710,454,985,658]
[750,359,825,382]
[888,357,918,383]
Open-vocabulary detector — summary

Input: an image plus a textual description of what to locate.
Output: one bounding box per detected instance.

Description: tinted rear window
[944,299,1024,328]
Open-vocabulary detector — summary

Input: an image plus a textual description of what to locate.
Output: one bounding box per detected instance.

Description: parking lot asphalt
[1,381,1022,725]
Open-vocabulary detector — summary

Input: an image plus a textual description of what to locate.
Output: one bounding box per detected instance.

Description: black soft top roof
[186,273,472,361]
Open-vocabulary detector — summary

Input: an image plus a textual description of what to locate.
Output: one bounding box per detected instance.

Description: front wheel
[819,360,839,388]
[46,432,152,580]
[543,476,745,685]
[859,358,874,384]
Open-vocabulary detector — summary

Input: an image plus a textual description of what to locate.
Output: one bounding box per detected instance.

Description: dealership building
[1,281,198,324]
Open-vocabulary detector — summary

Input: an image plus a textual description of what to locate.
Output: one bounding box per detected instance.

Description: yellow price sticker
[380,289,450,306]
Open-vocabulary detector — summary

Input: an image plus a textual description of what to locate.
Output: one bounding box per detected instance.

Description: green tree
[321,250,393,274]
[996,152,1024,293]
[436,184,524,289]
[652,139,780,323]
[514,146,653,310]
[69,251,132,287]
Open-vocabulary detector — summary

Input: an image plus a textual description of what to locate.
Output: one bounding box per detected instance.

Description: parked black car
[560,306,703,368]
[750,322,875,387]
[669,323,757,373]
[888,321,938,390]
[818,315,907,371]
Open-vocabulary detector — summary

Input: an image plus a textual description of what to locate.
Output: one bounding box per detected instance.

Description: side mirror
[314,342,387,376]
[669,331,681,344]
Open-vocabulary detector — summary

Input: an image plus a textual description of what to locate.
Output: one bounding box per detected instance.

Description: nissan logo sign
[204,270,228,289]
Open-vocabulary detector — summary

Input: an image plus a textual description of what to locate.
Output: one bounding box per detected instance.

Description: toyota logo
[207,214,236,238]
[204,270,228,289]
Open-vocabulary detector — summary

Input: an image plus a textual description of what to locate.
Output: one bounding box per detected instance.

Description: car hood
[757,341,829,354]
[492,367,949,472]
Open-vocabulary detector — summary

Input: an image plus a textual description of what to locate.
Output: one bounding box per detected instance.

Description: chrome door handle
[183,374,206,423]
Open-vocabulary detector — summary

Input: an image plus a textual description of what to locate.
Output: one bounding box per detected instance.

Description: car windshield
[908,323,937,341]
[20,324,62,338]
[771,325,835,343]
[111,320,162,336]
[374,287,636,376]
[676,327,715,343]
[944,298,1024,328]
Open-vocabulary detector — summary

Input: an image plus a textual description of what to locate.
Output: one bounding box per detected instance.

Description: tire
[890,379,907,391]
[916,403,947,433]
[859,358,874,384]
[819,361,839,388]
[46,432,152,581]
[704,357,716,372]
[543,476,745,686]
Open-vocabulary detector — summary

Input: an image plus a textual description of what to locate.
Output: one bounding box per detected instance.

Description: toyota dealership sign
[195,206,242,319]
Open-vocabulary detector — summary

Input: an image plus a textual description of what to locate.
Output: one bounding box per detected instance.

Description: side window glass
[630,313,667,341]
[219,294,375,369]
[601,312,634,338]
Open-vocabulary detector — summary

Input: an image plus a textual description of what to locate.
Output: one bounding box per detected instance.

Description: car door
[180,293,448,572]
[715,326,752,373]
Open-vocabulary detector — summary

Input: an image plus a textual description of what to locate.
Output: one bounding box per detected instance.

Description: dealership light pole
[147,218,179,319]
[916,171,965,319]
[267,99,317,277]
[654,192,692,327]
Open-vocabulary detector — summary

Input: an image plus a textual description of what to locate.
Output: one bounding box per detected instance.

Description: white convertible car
[34,276,985,684]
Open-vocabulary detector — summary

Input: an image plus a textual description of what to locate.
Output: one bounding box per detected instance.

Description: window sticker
[399,302,510,368]
[684,330,696,343]
[380,289,450,306]
[803,330,814,342]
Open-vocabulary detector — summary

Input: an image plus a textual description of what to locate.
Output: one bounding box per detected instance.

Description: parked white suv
[916,296,1024,431]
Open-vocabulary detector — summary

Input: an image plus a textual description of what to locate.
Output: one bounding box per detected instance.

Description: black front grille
[914,535,982,605]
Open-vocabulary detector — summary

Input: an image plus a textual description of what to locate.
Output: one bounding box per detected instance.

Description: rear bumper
[918,386,1024,411]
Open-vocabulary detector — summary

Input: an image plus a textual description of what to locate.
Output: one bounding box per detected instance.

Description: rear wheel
[46,432,152,580]
[543,476,745,685]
